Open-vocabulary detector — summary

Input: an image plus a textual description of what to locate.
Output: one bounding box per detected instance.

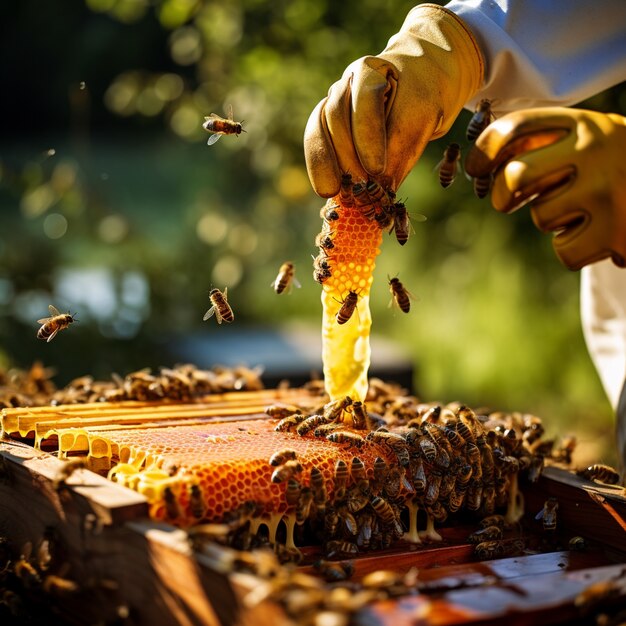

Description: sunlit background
[2,0,623,464]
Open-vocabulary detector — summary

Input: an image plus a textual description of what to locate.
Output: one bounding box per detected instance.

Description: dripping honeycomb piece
[319,200,383,400]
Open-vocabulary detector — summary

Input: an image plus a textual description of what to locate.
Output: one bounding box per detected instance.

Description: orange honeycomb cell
[98,418,395,526]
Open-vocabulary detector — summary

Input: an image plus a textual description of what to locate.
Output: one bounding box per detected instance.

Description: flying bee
[203,288,234,324]
[274,413,306,432]
[272,262,300,295]
[269,448,298,467]
[327,431,365,449]
[189,484,207,519]
[203,105,245,145]
[339,173,355,207]
[577,463,620,485]
[472,173,492,199]
[271,460,303,484]
[321,202,340,222]
[388,276,415,314]
[335,290,359,325]
[352,182,376,219]
[436,142,461,188]
[466,99,494,142]
[315,231,335,251]
[163,486,181,519]
[296,414,330,436]
[535,497,558,531]
[37,305,77,342]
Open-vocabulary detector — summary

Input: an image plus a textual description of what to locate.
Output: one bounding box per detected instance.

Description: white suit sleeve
[445,0,626,113]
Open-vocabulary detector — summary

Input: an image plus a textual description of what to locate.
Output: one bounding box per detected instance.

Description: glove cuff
[388,4,484,138]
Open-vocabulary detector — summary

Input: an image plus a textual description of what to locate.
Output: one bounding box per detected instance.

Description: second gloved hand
[465,107,626,270]
[304,4,483,197]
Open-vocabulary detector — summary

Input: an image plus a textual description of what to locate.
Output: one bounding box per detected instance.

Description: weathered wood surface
[2,438,626,625]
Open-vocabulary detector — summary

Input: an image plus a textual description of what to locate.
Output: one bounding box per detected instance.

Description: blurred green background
[1,0,622,463]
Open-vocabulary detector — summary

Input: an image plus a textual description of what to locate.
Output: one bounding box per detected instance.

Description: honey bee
[352,182,376,219]
[437,143,461,188]
[569,536,587,551]
[472,173,492,199]
[314,559,354,582]
[271,460,303,484]
[313,422,342,438]
[365,180,390,207]
[468,525,503,543]
[474,540,505,560]
[327,431,365,449]
[274,413,306,432]
[391,201,415,246]
[346,483,370,514]
[356,510,376,548]
[335,290,359,325]
[36,305,77,342]
[334,459,349,489]
[309,466,327,508]
[285,478,302,508]
[370,496,403,536]
[203,105,245,145]
[325,540,358,558]
[203,288,234,324]
[479,514,506,529]
[53,457,88,491]
[321,203,340,222]
[577,463,620,485]
[339,173,355,207]
[189,484,206,519]
[163,486,181,519]
[269,448,298,466]
[296,414,330,436]
[552,435,577,465]
[350,456,367,483]
[272,262,300,295]
[535,497,558,531]
[265,404,302,419]
[350,401,368,430]
[323,395,353,422]
[296,487,314,524]
[419,437,438,464]
[466,99,494,142]
[335,502,359,535]
[315,231,335,251]
[370,457,388,495]
[313,267,332,284]
[388,276,414,314]
[375,205,395,231]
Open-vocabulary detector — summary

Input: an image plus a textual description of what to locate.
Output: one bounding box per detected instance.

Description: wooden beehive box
[1,390,626,626]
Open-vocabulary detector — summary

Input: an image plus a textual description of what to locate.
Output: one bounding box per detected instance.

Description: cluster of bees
[0,362,264,408]
[437,98,495,198]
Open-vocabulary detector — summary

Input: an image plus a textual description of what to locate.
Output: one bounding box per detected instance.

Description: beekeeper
[303,1,626,476]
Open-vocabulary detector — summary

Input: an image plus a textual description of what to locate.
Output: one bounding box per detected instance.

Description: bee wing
[214,308,224,324]
[37,317,53,324]
[412,212,428,223]
[204,113,222,121]
[47,328,59,342]
[292,276,301,289]
[226,103,234,121]
[534,508,545,521]
[207,133,222,146]
[203,306,216,321]
[49,304,61,316]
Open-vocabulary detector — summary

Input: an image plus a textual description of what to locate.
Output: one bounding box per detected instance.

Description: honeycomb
[318,198,383,401]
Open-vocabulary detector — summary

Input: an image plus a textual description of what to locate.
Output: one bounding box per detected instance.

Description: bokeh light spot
[196,212,228,245]
[43,213,68,239]
[211,256,243,288]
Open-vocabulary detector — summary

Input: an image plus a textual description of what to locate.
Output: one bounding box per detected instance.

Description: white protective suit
[445,0,626,468]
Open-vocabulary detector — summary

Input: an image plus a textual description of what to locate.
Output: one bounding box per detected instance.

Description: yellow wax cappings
[319,199,382,401]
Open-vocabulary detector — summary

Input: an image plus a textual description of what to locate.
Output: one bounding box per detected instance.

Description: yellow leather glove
[304,4,483,197]
[465,108,626,270]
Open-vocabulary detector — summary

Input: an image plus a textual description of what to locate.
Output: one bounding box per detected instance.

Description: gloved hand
[304,4,483,197]
[465,107,626,270]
